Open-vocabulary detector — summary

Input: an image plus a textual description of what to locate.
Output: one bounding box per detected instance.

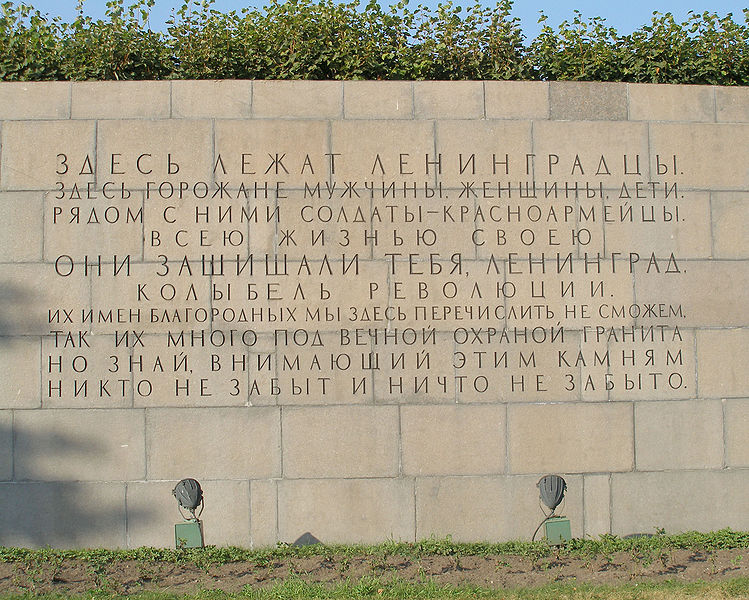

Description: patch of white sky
[17,0,749,41]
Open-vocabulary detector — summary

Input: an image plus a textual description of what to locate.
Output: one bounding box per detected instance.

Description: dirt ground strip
[1,549,748,595]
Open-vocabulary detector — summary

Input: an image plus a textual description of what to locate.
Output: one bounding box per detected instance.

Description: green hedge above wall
[1,0,748,84]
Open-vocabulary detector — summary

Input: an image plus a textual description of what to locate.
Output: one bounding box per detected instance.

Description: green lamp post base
[175,520,204,548]
[544,516,571,545]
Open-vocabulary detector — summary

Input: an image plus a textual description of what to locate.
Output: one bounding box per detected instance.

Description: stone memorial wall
[0,80,747,548]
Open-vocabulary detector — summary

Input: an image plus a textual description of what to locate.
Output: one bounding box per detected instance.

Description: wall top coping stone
[0,81,746,123]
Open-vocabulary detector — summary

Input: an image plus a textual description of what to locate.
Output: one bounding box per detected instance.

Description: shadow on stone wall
[0,282,39,337]
[0,422,149,548]
[0,276,151,547]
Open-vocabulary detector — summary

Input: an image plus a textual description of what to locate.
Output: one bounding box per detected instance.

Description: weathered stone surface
[146,407,281,480]
[252,81,343,118]
[0,192,43,261]
[172,80,252,118]
[250,479,278,548]
[72,81,170,119]
[697,329,749,398]
[550,81,627,121]
[0,411,12,481]
[97,119,213,188]
[401,405,505,475]
[612,471,749,534]
[604,192,712,259]
[0,482,126,548]
[628,84,715,122]
[725,399,749,467]
[635,261,749,328]
[283,406,399,478]
[0,264,90,335]
[583,474,611,536]
[0,82,70,120]
[649,123,749,190]
[716,87,749,122]
[1,120,95,190]
[635,400,723,470]
[485,81,549,119]
[508,403,634,474]
[0,338,41,409]
[278,479,415,544]
[711,192,749,259]
[14,409,146,481]
[344,81,414,119]
[414,81,484,119]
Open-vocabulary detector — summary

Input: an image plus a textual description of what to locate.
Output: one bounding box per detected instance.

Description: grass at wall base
[0,530,748,597]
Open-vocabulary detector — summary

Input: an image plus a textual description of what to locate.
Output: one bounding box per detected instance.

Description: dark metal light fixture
[532,474,571,545]
[173,478,204,520]
[173,478,205,548]
[537,474,566,514]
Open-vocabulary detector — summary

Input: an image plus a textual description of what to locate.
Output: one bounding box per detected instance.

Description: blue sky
[17,0,749,40]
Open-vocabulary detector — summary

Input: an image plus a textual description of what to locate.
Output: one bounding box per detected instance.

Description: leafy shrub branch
[1,0,748,83]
